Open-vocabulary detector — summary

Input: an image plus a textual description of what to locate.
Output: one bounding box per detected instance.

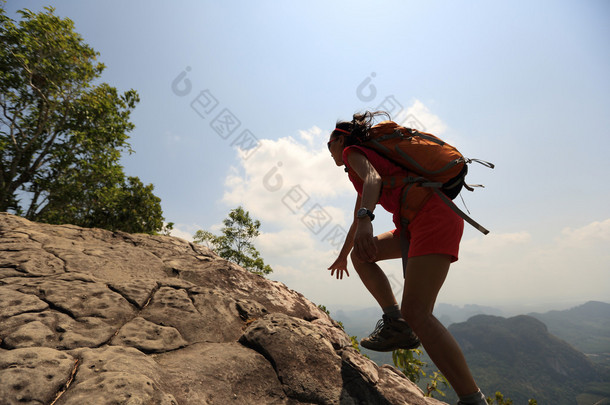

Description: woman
[327,111,486,405]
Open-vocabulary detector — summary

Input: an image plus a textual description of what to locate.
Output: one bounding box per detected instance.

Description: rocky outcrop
[0,213,447,405]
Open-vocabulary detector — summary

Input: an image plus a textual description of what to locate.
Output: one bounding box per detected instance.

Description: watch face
[357,208,374,221]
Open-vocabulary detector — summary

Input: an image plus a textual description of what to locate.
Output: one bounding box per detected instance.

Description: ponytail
[332,110,390,147]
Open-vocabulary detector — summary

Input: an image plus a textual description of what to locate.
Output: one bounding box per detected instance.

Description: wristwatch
[356,207,375,221]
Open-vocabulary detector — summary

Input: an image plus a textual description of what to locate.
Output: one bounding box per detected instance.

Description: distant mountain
[434,303,504,326]
[449,314,605,405]
[332,302,610,404]
[529,301,610,356]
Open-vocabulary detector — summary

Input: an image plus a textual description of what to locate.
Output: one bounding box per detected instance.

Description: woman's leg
[401,254,479,397]
[352,230,421,351]
[350,230,402,308]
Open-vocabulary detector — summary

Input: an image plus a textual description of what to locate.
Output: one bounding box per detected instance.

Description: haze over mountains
[529,301,610,358]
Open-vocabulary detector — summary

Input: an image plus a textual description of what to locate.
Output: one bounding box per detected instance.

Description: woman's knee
[350,233,400,268]
[401,299,433,330]
[350,249,368,272]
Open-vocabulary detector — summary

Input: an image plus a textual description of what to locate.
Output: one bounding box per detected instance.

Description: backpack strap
[430,187,490,235]
[468,158,495,169]
[385,174,490,235]
[400,218,410,278]
[382,175,429,189]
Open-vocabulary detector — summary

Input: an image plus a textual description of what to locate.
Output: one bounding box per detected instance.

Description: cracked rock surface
[0,213,447,405]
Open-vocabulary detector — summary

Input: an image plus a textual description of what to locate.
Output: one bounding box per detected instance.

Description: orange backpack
[351,120,494,235]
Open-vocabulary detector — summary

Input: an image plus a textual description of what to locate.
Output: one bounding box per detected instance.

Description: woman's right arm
[327,194,361,279]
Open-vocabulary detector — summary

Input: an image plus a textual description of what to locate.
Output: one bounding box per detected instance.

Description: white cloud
[297,126,323,148]
[168,223,198,242]
[394,99,448,136]
[223,130,353,229]
[462,230,532,250]
[257,229,318,258]
[166,222,225,243]
[446,219,610,306]
[558,218,610,243]
[458,231,532,262]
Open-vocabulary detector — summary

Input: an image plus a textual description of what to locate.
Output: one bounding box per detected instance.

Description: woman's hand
[353,219,377,262]
[328,255,349,279]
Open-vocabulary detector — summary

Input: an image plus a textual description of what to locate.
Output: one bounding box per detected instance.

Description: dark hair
[332,110,390,147]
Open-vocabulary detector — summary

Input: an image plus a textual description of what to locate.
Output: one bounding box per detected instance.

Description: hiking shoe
[360,315,420,352]
[456,390,487,405]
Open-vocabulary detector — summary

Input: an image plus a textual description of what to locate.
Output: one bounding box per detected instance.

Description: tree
[193,206,273,276]
[0,6,164,233]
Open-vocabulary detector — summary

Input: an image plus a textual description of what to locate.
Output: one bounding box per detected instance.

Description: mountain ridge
[529,300,610,356]
[448,314,606,404]
[333,301,610,404]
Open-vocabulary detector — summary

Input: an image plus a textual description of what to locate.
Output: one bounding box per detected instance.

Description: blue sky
[6,0,610,312]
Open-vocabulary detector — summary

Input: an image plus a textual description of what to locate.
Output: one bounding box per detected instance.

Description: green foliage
[317,304,345,329]
[424,371,448,398]
[349,336,360,351]
[392,348,447,398]
[159,222,174,236]
[194,206,272,276]
[392,348,426,383]
[486,391,538,405]
[486,391,511,404]
[317,305,330,315]
[0,6,163,233]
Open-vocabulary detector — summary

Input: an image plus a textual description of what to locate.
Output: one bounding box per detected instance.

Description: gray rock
[111,316,188,352]
[59,345,177,405]
[155,342,289,404]
[12,275,135,326]
[0,213,447,405]
[0,286,48,319]
[139,286,216,343]
[0,347,76,404]
[1,310,116,349]
[240,313,343,404]
[108,278,158,308]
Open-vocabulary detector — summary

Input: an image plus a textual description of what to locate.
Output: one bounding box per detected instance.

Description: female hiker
[327,111,487,405]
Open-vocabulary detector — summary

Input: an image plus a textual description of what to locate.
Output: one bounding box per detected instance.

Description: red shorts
[391,193,464,262]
